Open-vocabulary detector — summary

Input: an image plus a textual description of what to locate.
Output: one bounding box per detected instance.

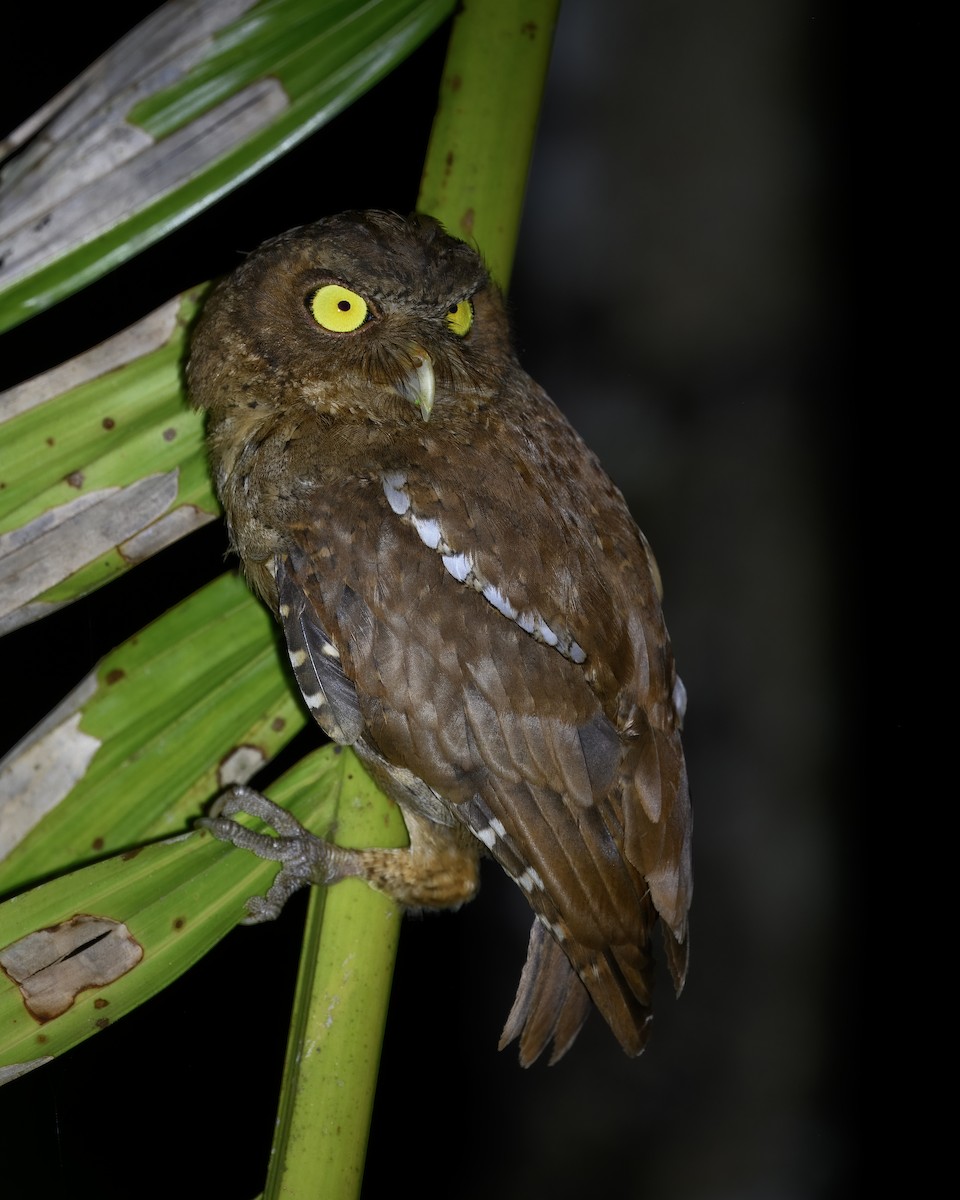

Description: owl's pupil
[338,300,351,312]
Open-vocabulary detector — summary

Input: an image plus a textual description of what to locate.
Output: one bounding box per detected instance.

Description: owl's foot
[200,784,482,920]
[199,785,358,923]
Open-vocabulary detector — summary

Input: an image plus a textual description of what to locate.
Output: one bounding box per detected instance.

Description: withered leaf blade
[0,913,143,1021]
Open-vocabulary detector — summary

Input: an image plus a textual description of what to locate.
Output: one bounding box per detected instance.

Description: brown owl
[188,210,692,1065]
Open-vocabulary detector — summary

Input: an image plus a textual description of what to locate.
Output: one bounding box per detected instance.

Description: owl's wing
[377,460,692,938]
[279,466,690,1063]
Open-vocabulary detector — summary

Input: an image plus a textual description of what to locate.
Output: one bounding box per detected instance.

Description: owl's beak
[397,346,435,422]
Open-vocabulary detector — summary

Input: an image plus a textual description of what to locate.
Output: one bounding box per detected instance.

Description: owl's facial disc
[395,345,435,421]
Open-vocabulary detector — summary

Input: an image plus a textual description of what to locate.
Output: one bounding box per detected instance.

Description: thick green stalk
[263,781,406,1199]
[417,0,560,287]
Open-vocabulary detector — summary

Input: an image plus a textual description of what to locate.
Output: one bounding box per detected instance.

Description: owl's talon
[200,785,351,923]
[240,894,284,925]
[207,784,307,837]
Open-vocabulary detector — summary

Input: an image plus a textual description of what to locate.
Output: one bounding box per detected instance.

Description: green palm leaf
[0,0,456,332]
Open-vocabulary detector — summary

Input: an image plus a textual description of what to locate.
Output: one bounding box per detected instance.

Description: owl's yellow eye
[310,284,369,332]
[445,300,473,337]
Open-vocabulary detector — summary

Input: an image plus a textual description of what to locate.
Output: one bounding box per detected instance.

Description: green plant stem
[417,0,560,288]
[263,826,405,1197]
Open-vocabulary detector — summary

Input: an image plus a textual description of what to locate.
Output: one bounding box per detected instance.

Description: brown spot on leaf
[105,668,125,685]
[162,427,177,442]
[460,208,475,236]
[449,73,462,91]
[46,437,55,446]
[271,716,286,732]
[120,847,143,861]
[95,1018,110,1030]
[91,837,104,851]
[94,998,109,1009]
[66,471,84,489]
[173,917,186,930]
[520,20,538,38]
[102,417,116,430]
[0,915,144,1022]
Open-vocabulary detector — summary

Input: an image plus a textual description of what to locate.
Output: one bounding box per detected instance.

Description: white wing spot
[517,866,545,894]
[441,551,472,583]
[475,825,498,850]
[411,514,442,550]
[288,648,307,668]
[570,642,586,664]
[321,641,341,659]
[489,817,506,840]
[537,914,567,942]
[302,690,325,711]
[382,471,411,515]
[535,618,559,647]
[516,610,536,634]
[482,582,518,621]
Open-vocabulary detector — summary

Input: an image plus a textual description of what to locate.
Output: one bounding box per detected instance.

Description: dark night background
[1,3,853,1197]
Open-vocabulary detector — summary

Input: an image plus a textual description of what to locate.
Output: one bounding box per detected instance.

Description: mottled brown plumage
[188,210,692,1064]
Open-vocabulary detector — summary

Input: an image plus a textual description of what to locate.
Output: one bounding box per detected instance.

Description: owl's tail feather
[501,918,661,1064]
[499,919,591,1067]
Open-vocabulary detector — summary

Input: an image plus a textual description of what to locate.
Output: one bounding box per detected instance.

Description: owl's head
[189,210,516,424]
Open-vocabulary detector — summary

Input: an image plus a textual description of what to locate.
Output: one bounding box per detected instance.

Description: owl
[188,210,692,1065]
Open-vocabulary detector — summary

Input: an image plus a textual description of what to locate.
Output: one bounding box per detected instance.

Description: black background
[1,3,853,1197]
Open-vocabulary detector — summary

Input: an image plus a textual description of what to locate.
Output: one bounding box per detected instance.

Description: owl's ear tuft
[407,210,445,236]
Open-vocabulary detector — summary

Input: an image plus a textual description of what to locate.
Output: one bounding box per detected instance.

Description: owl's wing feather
[623,723,693,945]
[276,553,364,746]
